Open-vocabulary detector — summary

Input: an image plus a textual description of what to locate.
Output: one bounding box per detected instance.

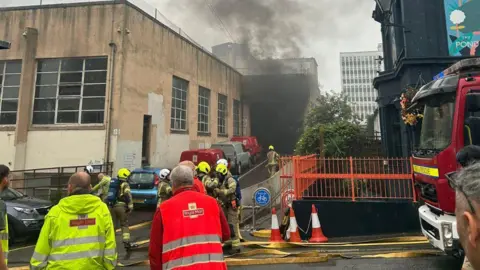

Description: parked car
[179,148,227,169]
[0,188,53,243]
[231,136,262,163]
[107,167,164,207]
[211,141,251,174]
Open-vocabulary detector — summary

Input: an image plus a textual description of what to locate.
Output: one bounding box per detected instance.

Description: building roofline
[373,56,475,88]
[0,0,242,76]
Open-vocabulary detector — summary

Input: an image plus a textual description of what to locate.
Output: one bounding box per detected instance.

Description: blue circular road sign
[253,188,271,207]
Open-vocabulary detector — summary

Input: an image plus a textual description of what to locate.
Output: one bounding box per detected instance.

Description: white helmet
[216,159,228,167]
[84,165,94,174]
[159,169,171,180]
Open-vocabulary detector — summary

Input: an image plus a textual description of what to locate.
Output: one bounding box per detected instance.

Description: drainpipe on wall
[105,42,117,170]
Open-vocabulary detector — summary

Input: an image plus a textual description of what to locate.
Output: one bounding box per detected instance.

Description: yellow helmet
[197,161,211,174]
[215,164,228,175]
[269,145,274,150]
[117,168,131,179]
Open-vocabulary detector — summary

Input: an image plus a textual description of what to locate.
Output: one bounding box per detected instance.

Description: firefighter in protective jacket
[157,169,172,207]
[214,164,240,251]
[266,145,280,177]
[113,168,134,250]
[198,162,219,198]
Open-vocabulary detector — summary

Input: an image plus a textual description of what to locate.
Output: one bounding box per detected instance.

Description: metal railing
[0,0,210,55]
[11,163,113,203]
[280,156,415,202]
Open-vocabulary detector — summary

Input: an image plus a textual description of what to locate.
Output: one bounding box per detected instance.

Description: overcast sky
[150,0,382,92]
[1,0,383,92]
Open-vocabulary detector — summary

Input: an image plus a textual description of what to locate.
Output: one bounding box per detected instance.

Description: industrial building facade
[0,1,251,172]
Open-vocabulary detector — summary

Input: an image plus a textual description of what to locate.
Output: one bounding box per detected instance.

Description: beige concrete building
[0,1,250,172]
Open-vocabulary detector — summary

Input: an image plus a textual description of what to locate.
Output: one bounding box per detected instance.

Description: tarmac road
[229,256,464,270]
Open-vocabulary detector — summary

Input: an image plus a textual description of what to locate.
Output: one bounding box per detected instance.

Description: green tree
[295,92,367,156]
[303,92,357,128]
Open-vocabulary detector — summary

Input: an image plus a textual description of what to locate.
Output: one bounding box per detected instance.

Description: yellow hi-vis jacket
[30,193,117,270]
[0,199,8,266]
[92,176,112,202]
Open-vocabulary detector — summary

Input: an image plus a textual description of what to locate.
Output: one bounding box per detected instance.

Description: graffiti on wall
[444,0,480,56]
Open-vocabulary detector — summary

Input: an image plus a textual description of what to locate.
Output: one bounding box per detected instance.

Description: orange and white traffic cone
[288,206,302,243]
[309,204,328,243]
[269,208,284,242]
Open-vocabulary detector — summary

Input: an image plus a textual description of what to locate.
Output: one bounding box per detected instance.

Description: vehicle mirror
[466,94,480,112]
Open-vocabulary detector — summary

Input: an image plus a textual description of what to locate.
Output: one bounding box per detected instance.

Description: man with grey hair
[453,162,480,270]
[149,165,231,269]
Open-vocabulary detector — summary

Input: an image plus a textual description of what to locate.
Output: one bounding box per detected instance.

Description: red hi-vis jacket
[157,189,227,270]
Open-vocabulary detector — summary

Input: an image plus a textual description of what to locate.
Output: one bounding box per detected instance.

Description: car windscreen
[0,188,24,201]
[129,172,155,184]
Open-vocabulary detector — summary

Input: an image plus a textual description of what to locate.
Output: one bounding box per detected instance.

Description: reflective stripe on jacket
[30,194,117,270]
[115,181,133,209]
[267,151,279,165]
[160,190,226,270]
[0,214,8,265]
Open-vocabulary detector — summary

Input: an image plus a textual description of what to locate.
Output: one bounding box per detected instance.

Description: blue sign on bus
[253,188,271,207]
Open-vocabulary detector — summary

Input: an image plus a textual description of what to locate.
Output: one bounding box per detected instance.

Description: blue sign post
[253,187,271,207]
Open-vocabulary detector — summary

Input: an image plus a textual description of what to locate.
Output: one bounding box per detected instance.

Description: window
[33,57,107,125]
[0,61,21,124]
[217,94,227,135]
[233,99,241,136]
[198,86,210,133]
[171,76,188,131]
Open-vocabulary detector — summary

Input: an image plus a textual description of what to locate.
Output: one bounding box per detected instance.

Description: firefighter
[198,162,218,197]
[266,145,280,177]
[157,169,172,207]
[216,158,243,236]
[0,165,10,269]
[92,172,112,203]
[30,172,116,269]
[112,168,134,250]
[214,164,241,252]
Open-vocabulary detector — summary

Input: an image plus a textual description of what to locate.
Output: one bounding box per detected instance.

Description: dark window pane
[1,100,17,112]
[37,59,59,72]
[4,74,20,86]
[5,62,22,74]
[33,99,56,111]
[170,119,175,129]
[60,73,82,84]
[173,77,181,89]
[0,63,4,73]
[36,73,58,85]
[61,59,83,72]
[2,87,19,99]
[82,97,105,110]
[32,112,55,124]
[35,86,57,98]
[58,99,80,111]
[0,113,16,125]
[83,84,106,96]
[59,85,81,96]
[85,58,108,70]
[84,71,107,84]
[57,111,79,123]
[81,111,104,124]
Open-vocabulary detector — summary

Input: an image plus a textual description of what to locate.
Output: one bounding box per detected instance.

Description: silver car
[0,188,52,243]
[211,141,251,174]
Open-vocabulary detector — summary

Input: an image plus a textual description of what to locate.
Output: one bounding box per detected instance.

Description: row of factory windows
[172,76,241,136]
[0,58,242,136]
[341,55,380,66]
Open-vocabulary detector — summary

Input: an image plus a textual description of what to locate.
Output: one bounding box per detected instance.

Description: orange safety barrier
[279,156,416,202]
